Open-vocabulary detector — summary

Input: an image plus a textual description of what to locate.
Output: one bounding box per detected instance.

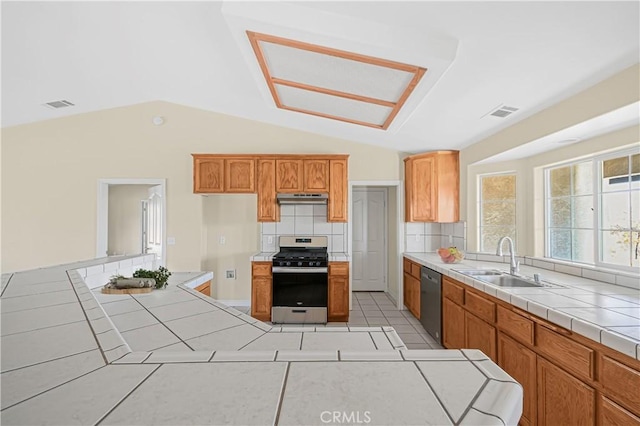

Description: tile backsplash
[260,204,347,252]
[405,222,467,253]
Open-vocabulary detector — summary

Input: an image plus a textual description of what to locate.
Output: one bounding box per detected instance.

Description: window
[479,173,516,252]
[545,149,639,270]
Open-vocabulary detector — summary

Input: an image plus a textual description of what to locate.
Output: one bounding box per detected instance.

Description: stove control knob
[286,261,291,266]
[298,261,303,267]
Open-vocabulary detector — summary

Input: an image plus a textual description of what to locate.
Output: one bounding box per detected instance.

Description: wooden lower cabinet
[328,262,349,322]
[498,333,537,426]
[600,396,640,426]
[402,258,421,319]
[537,357,595,426]
[405,274,420,319]
[442,298,465,349]
[251,262,272,322]
[194,280,211,296]
[464,311,497,362]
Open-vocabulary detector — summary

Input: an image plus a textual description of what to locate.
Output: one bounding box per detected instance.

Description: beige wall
[460,63,640,219]
[1,101,402,274]
[461,63,640,256]
[201,194,259,301]
[107,184,153,256]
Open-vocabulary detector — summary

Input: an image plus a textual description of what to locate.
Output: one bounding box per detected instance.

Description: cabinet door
[498,333,537,426]
[276,159,303,193]
[443,298,465,349]
[328,159,348,222]
[194,280,211,297]
[225,159,255,193]
[403,273,420,319]
[328,263,349,322]
[600,396,640,426]
[405,155,437,222]
[303,160,329,192]
[193,157,224,193]
[257,158,279,222]
[465,311,497,361]
[251,277,272,322]
[537,357,595,426]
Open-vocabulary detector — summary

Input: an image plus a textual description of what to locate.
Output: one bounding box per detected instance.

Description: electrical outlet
[226,270,236,279]
[219,236,226,245]
[448,235,453,244]
[167,237,176,245]
[267,236,273,244]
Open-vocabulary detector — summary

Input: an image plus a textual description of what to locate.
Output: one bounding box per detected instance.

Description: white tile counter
[404,252,640,360]
[0,255,522,425]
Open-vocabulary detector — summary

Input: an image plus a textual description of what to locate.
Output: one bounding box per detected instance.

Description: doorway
[352,187,388,291]
[96,178,167,266]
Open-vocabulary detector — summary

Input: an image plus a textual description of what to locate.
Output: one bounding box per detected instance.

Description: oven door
[272,267,328,307]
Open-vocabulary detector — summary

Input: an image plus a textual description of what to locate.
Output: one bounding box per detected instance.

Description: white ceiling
[2,1,639,156]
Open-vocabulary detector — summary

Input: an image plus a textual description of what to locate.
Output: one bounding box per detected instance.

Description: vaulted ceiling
[2,1,638,155]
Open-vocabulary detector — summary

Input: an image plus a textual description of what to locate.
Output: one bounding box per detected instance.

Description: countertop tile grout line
[0,364,108,412]
[0,348,100,375]
[272,362,291,426]
[465,407,506,426]
[367,332,378,349]
[179,322,253,348]
[411,360,457,425]
[127,295,199,351]
[93,363,163,426]
[1,299,81,315]
[65,270,109,365]
[452,379,490,426]
[0,273,14,298]
[1,287,74,299]
[236,330,269,351]
[1,318,87,338]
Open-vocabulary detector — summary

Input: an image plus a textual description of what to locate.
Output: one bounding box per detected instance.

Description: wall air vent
[44,100,75,109]
[489,105,519,118]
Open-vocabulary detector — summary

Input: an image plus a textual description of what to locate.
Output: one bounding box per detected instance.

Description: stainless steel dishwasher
[420,266,442,344]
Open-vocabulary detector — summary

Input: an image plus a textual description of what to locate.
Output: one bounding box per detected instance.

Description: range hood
[276,193,328,205]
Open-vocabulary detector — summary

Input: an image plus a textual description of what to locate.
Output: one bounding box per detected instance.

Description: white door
[352,188,387,291]
[142,185,163,262]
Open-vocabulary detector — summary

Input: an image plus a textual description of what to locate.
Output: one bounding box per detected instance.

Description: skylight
[247,31,426,130]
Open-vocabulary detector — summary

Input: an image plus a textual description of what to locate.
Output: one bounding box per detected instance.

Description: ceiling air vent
[489,105,519,118]
[44,100,75,109]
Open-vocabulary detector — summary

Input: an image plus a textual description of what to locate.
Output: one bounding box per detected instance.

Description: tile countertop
[1,255,521,425]
[404,252,640,360]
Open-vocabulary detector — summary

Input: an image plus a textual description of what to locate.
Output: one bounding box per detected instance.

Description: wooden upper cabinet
[328,159,348,222]
[192,155,255,194]
[404,150,459,222]
[225,158,255,193]
[257,158,279,222]
[193,157,224,193]
[303,160,329,192]
[276,159,303,192]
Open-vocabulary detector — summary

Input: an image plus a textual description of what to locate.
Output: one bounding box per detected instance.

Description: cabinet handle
[512,307,572,336]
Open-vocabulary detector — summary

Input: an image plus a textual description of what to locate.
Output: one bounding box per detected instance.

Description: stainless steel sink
[453,269,561,288]
[454,269,503,276]
[476,274,543,288]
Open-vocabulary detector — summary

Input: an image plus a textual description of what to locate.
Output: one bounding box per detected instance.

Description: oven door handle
[272,267,328,273]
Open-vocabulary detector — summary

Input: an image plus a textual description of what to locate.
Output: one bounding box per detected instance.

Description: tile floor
[235,291,443,350]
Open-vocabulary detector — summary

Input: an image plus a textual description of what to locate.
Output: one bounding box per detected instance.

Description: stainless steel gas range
[271,236,328,324]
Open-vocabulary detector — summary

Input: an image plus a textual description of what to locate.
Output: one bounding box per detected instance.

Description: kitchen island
[1,255,522,425]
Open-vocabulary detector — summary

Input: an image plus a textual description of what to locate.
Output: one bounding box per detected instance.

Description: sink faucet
[496,236,520,275]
